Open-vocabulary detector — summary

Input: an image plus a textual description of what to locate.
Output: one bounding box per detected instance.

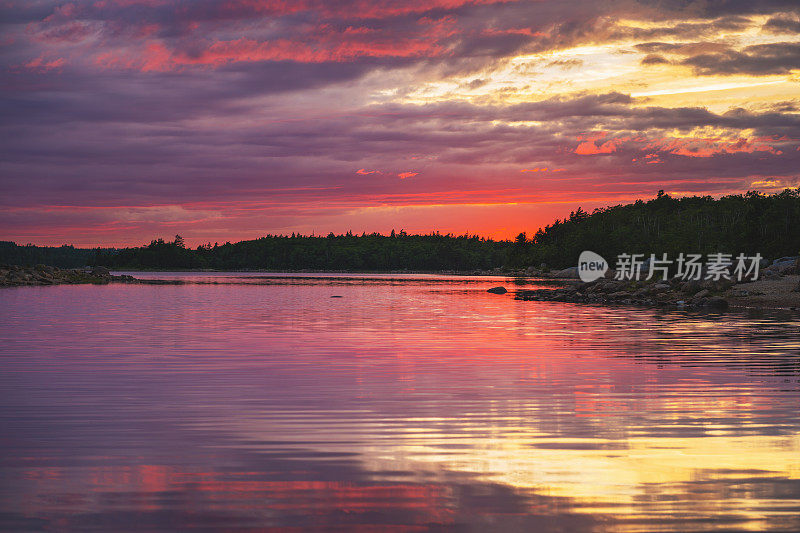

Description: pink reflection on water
[0,273,799,531]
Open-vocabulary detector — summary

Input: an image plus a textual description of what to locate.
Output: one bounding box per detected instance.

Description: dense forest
[508,188,800,269]
[2,189,799,271]
[1,232,507,271]
[0,241,97,269]
[93,232,507,271]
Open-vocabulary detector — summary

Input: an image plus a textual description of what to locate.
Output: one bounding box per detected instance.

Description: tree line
[507,189,800,269]
[91,232,507,271]
[2,189,799,271]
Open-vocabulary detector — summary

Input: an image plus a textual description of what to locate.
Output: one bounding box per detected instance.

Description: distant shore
[1,265,525,288]
[4,264,798,311]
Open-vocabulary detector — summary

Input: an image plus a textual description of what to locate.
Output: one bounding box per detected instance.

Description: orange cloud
[574,140,619,155]
[398,172,419,179]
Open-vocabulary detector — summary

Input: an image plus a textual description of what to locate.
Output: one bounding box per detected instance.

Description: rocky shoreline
[516,277,733,309]
[0,265,138,287]
[512,274,800,311]
[502,256,800,311]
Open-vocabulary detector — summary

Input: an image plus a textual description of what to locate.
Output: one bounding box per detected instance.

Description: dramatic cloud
[763,13,800,34]
[682,43,800,76]
[1,0,799,245]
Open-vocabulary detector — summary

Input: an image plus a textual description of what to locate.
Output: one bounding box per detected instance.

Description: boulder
[693,289,710,299]
[552,266,579,278]
[680,280,702,295]
[763,257,798,276]
[487,286,507,294]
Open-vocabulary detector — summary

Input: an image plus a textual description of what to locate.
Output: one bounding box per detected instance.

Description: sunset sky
[1,0,799,247]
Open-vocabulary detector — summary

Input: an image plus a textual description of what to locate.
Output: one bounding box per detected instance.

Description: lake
[1,273,799,531]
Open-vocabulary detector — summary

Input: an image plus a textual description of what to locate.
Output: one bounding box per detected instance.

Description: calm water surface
[1,273,799,532]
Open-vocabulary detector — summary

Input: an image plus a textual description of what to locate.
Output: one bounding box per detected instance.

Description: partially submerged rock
[487,286,508,294]
[552,266,579,279]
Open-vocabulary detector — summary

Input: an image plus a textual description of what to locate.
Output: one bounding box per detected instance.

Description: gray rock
[553,266,579,278]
